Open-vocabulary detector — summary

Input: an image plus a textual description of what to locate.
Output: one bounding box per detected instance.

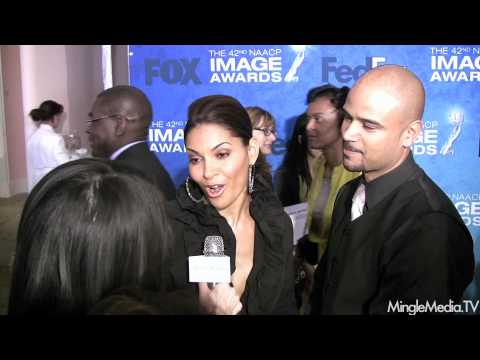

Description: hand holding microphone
[198,282,242,315]
[188,235,231,284]
[189,235,241,314]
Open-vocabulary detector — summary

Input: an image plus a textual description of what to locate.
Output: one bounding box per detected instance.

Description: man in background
[87,85,175,200]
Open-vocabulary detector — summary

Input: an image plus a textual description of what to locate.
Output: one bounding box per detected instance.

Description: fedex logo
[322,56,386,83]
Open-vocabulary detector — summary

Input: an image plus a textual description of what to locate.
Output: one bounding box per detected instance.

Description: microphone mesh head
[204,235,224,256]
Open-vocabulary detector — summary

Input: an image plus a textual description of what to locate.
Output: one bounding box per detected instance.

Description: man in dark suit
[87,85,175,200]
[310,65,475,315]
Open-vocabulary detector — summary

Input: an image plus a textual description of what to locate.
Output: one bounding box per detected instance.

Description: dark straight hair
[185,95,252,146]
[8,158,172,315]
[275,113,311,206]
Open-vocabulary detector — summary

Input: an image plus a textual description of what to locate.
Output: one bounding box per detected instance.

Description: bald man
[87,85,175,200]
[310,65,474,315]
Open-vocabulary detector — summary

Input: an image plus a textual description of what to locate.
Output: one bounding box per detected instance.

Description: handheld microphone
[188,235,231,285]
[204,236,224,289]
[204,235,224,256]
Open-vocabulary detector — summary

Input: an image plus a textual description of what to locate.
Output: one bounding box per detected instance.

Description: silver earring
[248,165,255,194]
[185,176,204,203]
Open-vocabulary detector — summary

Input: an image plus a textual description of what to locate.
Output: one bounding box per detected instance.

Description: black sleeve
[310,182,351,314]
[369,212,474,314]
[164,205,190,292]
[271,213,298,315]
[153,165,177,201]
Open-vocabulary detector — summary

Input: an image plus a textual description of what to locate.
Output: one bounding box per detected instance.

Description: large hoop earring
[185,176,204,203]
[248,165,255,194]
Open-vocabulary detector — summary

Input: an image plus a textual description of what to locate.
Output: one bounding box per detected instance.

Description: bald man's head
[87,86,153,158]
[354,65,425,126]
[341,65,426,181]
[95,85,153,131]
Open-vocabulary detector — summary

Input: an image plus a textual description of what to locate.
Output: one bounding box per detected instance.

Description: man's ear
[248,137,260,165]
[114,116,128,136]
[402,120,422,147]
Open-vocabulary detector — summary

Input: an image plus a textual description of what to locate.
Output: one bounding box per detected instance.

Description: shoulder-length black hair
[275,113,310,206]
[8,158,172,315]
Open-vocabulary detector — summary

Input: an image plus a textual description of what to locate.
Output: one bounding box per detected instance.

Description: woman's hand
[302,261,317,296]
[198,282,243,315]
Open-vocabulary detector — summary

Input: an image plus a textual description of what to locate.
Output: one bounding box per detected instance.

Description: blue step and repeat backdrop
[129,45,480,309]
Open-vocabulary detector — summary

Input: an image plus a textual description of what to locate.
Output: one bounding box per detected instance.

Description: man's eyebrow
[186,142,232,155]
[341,108,383,128]
[358,117,383,127]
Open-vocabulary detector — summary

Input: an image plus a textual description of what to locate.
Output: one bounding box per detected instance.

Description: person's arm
[369,212,474,314]
[52,135,72,164]
[271,212,298,314]
[154,164,176,201]
[164,202,191,292]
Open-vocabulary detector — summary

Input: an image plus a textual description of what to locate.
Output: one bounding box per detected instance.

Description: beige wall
[20,46,70,141]
[65,45,104,149]
[112,45,130,86]
[21,45,71,190]
[0,45,105,196]
[1,46,27,195]
[0,53,8,197]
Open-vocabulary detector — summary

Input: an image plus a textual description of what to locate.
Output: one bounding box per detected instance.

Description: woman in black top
[167,95,296,315]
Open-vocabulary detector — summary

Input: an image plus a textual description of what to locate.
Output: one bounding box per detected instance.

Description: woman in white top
[27,100,71,191]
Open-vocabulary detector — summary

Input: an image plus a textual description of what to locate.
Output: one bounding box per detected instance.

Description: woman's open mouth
[205,184,225,198]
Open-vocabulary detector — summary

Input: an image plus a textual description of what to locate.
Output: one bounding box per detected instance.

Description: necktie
[351,183,366,221]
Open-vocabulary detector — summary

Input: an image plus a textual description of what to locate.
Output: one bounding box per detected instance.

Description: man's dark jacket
[311,157,475,314]
[114,142,176,201]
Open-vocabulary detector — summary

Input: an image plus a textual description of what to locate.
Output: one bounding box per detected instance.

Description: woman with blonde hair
[245,106,278,187]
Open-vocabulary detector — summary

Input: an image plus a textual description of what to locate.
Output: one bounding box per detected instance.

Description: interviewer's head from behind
[8,158,172,315]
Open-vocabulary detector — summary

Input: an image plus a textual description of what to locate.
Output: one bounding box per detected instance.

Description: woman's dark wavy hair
[8,158,172,315]
[184,95,272,188]
[29,100,64,122]
[275,113,310,206]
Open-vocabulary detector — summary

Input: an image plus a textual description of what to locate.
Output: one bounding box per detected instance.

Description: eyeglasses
[87,114,138,127]
[253,127,276,136]
[87,114,123,125]
[306,109,338,123]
